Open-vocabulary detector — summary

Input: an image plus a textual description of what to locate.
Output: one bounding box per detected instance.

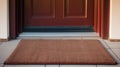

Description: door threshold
[18,32,99,39]
[24,26,94,32]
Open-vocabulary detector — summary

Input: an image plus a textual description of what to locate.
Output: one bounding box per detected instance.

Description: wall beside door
[0,0,120,40]
[110,0,120,39]
[0,0,9,39]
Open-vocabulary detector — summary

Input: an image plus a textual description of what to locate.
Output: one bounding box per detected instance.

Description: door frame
[9,0,110,39]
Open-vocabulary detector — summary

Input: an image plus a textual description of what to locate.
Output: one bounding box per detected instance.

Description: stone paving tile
[0,64,3,67]
[60,65,96,67]
[46,65,59,67]
[0,39,21,63]
[4,65,45,67]
[97,64,120,67]
[104,40,120,49]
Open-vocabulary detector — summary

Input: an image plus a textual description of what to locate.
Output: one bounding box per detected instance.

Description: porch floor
[0,33,120,67]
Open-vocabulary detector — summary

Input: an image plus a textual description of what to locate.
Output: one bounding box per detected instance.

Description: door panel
[61,0,94,26]
[32,0,55,18]
[24,0,94,26]
[24,0,56,26]
[64,0,86,17]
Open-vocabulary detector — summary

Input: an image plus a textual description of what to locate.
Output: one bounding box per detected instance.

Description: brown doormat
[5,39,116,65]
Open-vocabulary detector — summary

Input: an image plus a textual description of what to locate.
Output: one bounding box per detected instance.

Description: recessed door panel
[24,0,56,26]
[61,0,94,26]
[64,0,86,18]
[32,0,55,18]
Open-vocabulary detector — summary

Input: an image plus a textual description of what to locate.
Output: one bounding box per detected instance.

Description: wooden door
[24,0,94,27]
[10,0,110,39]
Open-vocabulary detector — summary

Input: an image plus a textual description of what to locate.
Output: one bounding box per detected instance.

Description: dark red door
[24,0,94,26]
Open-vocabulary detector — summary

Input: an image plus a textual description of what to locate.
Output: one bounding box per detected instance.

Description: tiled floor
[0,64,3,67]
[0,37,120,67]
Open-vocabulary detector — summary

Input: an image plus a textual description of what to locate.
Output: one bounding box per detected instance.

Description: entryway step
[18,32,99,39]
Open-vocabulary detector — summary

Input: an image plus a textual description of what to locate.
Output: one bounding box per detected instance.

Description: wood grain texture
[5,39,116,64]
[9,0,17,39]
[24,0,94,26]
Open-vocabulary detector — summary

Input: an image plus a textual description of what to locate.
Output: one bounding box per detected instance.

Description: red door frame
[9,0,110,39]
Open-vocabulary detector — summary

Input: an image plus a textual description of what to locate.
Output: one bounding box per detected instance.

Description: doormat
[5,39,116,65]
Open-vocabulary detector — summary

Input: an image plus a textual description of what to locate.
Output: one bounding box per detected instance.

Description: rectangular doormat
[5,39,116,65]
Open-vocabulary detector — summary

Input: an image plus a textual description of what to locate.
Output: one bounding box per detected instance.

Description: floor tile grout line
[109,48,120,63]
[110,48,120,58]
[113,49,120,60]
